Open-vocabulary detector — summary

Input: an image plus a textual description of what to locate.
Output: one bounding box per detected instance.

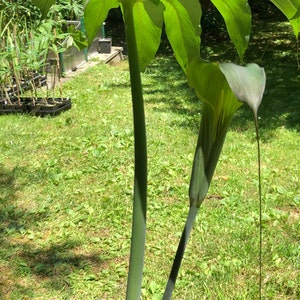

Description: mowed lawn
[0,18,299,299]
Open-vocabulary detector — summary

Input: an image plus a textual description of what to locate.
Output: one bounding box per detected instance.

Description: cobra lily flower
[187,59,266,207]
[163,59,266,299]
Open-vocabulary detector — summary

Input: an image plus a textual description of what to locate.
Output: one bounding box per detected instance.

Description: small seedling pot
[98,38,112,54]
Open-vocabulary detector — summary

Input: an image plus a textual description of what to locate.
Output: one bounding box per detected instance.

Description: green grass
[0,18,300,299]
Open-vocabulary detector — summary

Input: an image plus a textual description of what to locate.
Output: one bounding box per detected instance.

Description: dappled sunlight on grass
[0,16,299,299]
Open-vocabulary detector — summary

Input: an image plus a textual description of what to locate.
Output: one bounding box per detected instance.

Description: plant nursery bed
[5,74,47,98]
[0,97,71,117]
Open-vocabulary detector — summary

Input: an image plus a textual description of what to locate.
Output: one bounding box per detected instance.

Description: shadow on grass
[0,164,18,202]
[19,241,104,290]
[0,239,105,297]
[232,21,300,137]
[142,17,300,137]
[0,164,105,297]
[0,165,49,233]
[106,6,300,134]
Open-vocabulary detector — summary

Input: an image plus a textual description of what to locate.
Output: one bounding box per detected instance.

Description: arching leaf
[84,0,120,44]
[85,0,164,69]
[211,0,252,61]
[131,0,164,70]
[291,4,300,20]
[162,0,201,73]
[269,0,300,39]
[220,62,266,117]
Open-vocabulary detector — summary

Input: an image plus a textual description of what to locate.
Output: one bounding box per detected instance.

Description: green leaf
[69,27,88,50]
[84,0,120,44]
[65,36,74,49]
[31,0,55,19]
[291,4,300,20]
[38,21,53,35]
[131,0,164,70]
[211,0,251,61]
[187,59,242,206]
[219,62,266,117]
[269,0,300,39]
[162,0,201,73]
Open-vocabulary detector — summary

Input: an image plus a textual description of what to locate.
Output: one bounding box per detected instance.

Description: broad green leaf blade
[70,29,88,50]
[220,63,266,117]
[31,0,55,19]
[131,0,164,70]
[187,59,242,206]
[291,4,300,20]
[84,0,120,44]
[211,0,251,61]
[162,0,201,73]
[269,0,300,39]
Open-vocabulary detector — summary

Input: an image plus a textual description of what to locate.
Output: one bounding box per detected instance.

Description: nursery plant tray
[6,74,47,98]
[0,97,71,117]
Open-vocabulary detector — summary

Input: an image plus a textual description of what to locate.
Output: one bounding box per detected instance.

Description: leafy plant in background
[0,0,87,107]
[0,0,49,103]
[32,0,88,100]
[0,52,12,104]
[0,0,48,97]
[29,0,300,299]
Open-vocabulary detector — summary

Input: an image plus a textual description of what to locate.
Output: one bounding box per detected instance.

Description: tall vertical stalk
[163,205,199,300]
[253,114,262,299]
[122,2,148,300]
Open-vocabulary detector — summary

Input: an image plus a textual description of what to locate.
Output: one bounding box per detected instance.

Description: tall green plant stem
[163,205,199,300]
[253,113,262,299]
[123,2,147,300]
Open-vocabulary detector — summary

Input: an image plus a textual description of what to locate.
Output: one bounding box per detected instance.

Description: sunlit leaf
[84,0,120,44]
[291,4,300,20]
[269,0,300,39]
[162,0,201,73]
[220,62,266,117]
[131,0,164,69]
[211,0,252,61]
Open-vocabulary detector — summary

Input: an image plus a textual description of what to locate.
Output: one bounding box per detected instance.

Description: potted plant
[0,0,77,116]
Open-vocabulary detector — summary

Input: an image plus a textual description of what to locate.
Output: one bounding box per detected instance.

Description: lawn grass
[0,17,300,299]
